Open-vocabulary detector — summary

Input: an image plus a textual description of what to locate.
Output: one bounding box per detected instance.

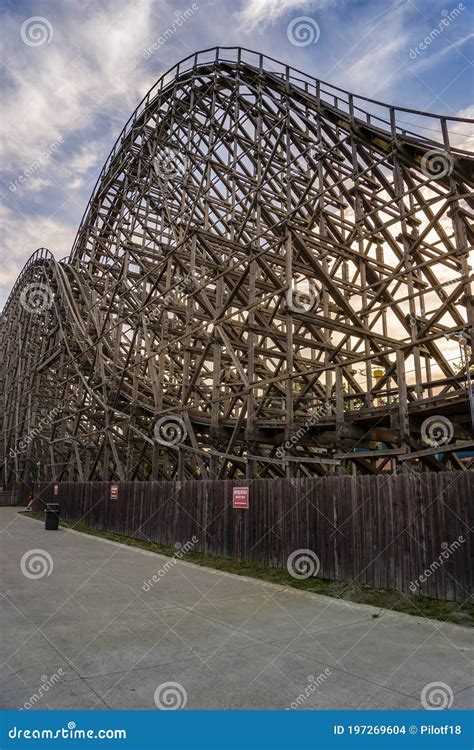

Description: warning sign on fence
[232,486,249,509]
[110,485,119,500]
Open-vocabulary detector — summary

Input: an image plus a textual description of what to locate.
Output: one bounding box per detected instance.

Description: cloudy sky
[1,0,473,307]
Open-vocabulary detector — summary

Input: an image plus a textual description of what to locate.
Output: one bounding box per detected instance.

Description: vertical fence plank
[36,472,472,602]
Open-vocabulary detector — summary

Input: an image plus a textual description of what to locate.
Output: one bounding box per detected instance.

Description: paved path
[0,507,472,710]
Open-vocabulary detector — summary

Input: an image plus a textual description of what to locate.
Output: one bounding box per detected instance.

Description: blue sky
[1,0,473,306]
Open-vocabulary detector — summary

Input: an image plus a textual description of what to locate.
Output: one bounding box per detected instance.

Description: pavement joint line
[1,513,472,708]
[2,641,271,691]
[85,567,269,708]
[36,626,98,693]
[272,643,422,704]
[197,586,305,671]
[355,606,473,710]
[237,586,349,680]
[15,511,473,630]
[65,534,270,701]
[241,539,471,689]
[4,634,421,707]
[19,514,245,623]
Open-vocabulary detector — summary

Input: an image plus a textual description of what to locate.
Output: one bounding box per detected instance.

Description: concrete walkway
[0,507,472,710]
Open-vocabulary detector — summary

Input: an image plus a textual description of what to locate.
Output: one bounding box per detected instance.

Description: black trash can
[45,503,60,530]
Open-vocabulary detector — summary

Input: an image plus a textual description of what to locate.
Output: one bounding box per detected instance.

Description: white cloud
[449,104,474,152]
[1,0,158,171]
[0,202,75,305]
[326,2,412,98]
[1,0,472,313]
[406,32,474,78]
[236,0,334,29]
[0,0,164,306]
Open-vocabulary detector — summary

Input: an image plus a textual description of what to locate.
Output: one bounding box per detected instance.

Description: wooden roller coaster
[1,47,473,483]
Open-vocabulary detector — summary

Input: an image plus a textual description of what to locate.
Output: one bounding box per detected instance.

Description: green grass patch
[20,510,473,627]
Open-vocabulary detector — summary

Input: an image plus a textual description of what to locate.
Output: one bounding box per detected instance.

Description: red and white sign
[110,484,119,500]
[53,484,59,496]
[232,486,249,509]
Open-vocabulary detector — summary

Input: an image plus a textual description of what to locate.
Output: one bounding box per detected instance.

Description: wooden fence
[0,490,20,506]
[32,472,473,602]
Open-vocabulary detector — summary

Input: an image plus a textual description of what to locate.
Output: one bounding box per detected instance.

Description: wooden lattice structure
[1,47,473,483]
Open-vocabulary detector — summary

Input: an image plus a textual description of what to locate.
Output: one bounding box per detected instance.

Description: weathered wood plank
[32,471,473,602]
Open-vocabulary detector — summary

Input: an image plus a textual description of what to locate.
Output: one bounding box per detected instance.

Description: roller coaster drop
[1,48,473,483]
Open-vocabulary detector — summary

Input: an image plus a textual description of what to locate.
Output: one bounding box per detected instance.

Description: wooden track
[1,47,473,483]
